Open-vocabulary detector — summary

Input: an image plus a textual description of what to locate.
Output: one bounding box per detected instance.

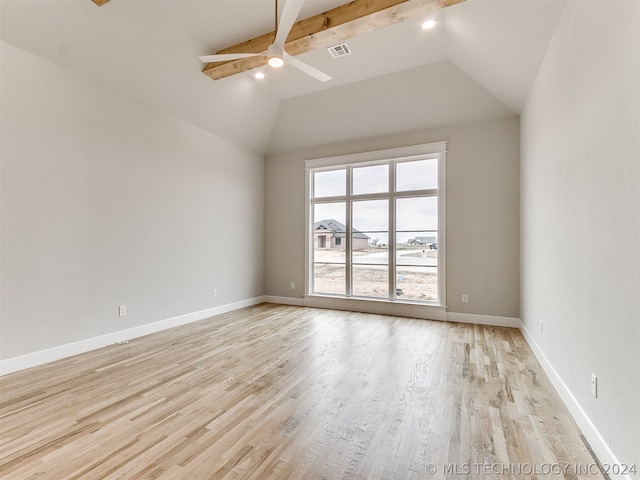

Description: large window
[306,143,446,305]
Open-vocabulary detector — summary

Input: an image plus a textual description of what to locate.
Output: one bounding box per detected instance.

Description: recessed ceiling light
[254,71,265,79]
[421,19,437,30]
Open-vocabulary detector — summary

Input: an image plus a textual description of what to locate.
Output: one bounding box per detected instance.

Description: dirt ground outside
[313,247,438,302]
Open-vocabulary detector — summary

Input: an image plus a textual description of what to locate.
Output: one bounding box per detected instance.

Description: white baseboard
[519,322,631,480]
[0,298,516,375]
[265,295,521,328]
[0,296,266,376]
[262,295,304,306]
[447,311,521,328]
[2,297,628,480]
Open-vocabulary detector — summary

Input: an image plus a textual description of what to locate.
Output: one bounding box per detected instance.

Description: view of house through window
[308,147,444,304]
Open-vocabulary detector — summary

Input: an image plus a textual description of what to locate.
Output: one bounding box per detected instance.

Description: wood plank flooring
[0,304,604,479]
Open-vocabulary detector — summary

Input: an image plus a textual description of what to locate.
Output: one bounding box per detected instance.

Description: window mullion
[394,189,439,198]
[307,171,313,295]
[389,163,396,301]
[346,168,353,298]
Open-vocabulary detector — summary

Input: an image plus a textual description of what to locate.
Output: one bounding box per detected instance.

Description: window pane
[353,236,388,264]
[313,264,345,295]
[314,203,346,259]
[396,197,438,231]
[313,198,346,296]
[397,232,438,266]
[314,169,346,198]
[396,159,438,192]
[314,203,345,226]
[353,199,388,232]
[353,164,388,195]
[315,248,346,263]
[352,244,389,265]
[365,233,389,252]
[352,265,388,298]
[396,267,438,302]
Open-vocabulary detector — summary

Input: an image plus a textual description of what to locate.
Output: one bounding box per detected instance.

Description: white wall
[265,116,520,319]
[520,1,639,469]
[1,41,264,361]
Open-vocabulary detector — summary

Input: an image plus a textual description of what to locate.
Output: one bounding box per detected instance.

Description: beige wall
[265,116,520,318]
[520,1,639,467]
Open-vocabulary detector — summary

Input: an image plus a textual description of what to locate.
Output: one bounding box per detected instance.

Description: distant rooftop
[314,219,369,239]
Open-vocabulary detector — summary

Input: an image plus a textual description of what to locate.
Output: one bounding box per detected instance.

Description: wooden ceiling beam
[91,0,111,5]
[202,0,464,81]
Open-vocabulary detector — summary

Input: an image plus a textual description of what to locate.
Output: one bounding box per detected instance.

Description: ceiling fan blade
[199,53,260,63]
[274,0,304,48]
[283,53,331,82]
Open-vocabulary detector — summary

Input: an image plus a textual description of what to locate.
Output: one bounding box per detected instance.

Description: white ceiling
[0,0,566,154]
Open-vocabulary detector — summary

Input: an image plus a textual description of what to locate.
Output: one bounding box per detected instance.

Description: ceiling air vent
[327,43,352,59]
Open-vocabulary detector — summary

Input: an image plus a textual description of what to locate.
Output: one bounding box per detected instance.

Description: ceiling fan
[198,0,331,82]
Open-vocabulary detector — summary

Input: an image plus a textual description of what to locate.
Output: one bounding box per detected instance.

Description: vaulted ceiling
[0,0,566,154]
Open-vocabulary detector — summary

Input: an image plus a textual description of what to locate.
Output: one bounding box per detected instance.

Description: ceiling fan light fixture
[421,19,437,30]
[199,0,331,82]
[268,55,284,68]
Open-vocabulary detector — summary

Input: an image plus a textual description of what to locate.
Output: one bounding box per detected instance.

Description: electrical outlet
[461,294,469,303]
[290,282,295,290]
[591,373,598,398]
[213,289,217,298]
[119,306,126,317]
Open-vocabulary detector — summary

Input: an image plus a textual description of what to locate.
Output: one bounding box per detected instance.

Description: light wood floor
[1,304,603,479]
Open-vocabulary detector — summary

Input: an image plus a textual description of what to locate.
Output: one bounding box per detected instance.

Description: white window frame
[304,142,447,308]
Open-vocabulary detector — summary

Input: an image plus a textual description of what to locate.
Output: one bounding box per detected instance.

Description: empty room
[1,0,638,478]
